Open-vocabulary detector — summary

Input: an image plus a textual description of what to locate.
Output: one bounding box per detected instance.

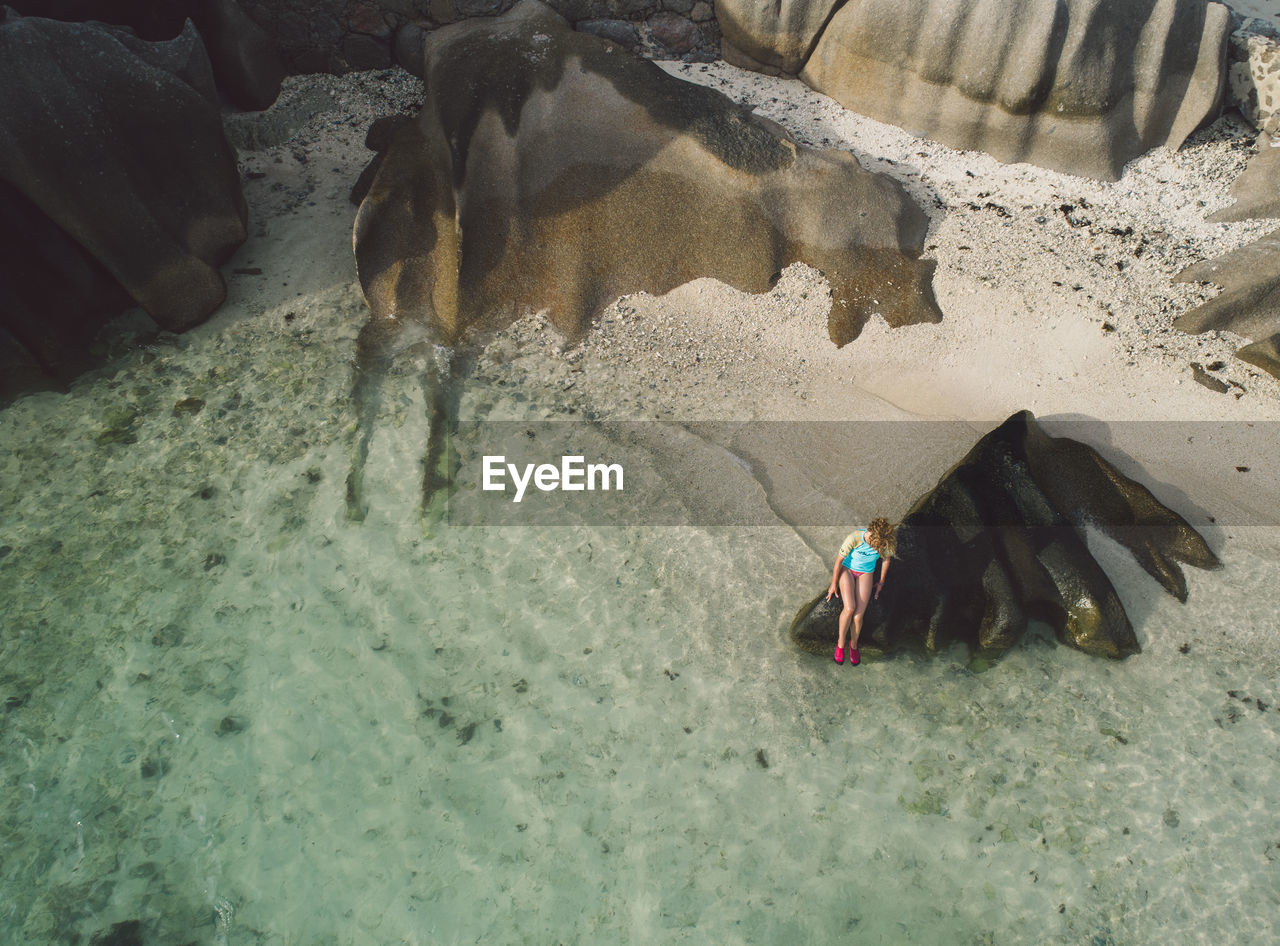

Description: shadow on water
[344,315,474,523]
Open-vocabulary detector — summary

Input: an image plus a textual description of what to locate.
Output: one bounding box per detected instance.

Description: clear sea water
[3,284,1279,946]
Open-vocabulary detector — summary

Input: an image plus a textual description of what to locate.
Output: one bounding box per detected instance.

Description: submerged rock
[720,0,1230,180]
[0,12,247,394]
[791,411,1220,659]
[353,0,940,348]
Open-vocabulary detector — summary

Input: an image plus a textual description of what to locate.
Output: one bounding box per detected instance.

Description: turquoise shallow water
[3,288,1279,945]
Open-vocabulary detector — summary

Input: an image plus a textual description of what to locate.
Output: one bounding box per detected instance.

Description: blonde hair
[866,517,897,558]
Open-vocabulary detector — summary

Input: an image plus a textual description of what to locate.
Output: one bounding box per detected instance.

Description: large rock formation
[7,0,283,110]
[719,0,1230,181]
[0,12,248,392]
[347,0,938,519]
[354,0,940,349]
[790,411,1220,659]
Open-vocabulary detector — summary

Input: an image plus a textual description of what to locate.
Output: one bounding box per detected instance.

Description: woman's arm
[827,556,844,599]
[828,531,858,599]
[874,557,890,599]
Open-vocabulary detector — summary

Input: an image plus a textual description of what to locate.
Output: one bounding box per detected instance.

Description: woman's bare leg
[850,571,874,650]
[836,569,857,651]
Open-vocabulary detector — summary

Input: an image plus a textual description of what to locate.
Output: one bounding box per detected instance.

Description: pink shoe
[833,647,844,664]
[850,648,860,666]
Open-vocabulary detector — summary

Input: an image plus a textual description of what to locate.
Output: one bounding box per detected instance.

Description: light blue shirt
[839,529,881,573]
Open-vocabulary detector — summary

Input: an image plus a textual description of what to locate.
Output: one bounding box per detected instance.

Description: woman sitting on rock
[827,517,896,666]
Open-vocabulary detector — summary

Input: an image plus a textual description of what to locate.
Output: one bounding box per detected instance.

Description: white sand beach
[3,61,1280,944]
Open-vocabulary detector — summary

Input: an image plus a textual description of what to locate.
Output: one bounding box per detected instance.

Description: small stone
[346,2,392,38]
[690,1,713,21]
[578,19,639,47]
[648,12,701,55]
[217,716,248,736]
[173,397,205,415]
[151,624,184,647]
[1191,363,1230,393]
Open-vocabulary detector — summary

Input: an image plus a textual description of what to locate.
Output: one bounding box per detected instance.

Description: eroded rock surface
[716,0,833,75]
[790,411,1219,660]
[1209,133,1280,222]
[1175,229,1280,341]
[0,12,247,392]
[1171,134,1280,379]
[720,0,1230,180]
[353,0,940,349]
[1173,228,1280,380]
[1226,18,1280,137]
[6,0,283,111]
[1160,132,1280,378]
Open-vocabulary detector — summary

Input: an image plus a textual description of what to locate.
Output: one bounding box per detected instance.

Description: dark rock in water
[720,0,1230,180]
[173,397,207,415]
[790,411,1220,660]
[151,624,185,647]
[217,714,249,735]
[139,754,168,779]
[0,12,247,395]
[354,0,939,348]
[6,0,283,111]
[89,920,143,946]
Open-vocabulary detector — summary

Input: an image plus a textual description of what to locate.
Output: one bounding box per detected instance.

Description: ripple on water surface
[1,296,1278,944]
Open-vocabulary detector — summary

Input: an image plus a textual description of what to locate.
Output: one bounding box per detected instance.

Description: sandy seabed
[2,63,1280,945]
